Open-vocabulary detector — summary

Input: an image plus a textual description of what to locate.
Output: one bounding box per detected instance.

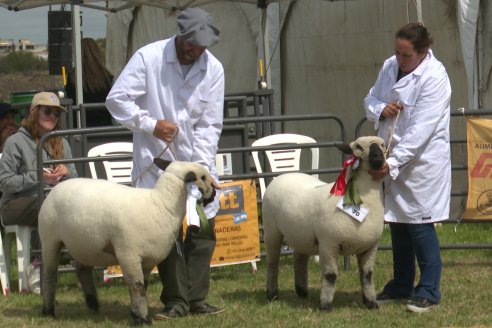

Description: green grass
[0,224,491,327]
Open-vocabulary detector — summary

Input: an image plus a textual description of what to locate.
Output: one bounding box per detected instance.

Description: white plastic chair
[87,142,133,184]
[87,142,133,282]
[0,153,33,294]
[0,227,10,295]
[251,133,319,198]
[252,133,320,263]
[2,224,33,293]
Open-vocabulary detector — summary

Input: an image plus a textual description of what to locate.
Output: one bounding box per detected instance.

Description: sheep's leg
[118,259,151,325]
[41,241,63,318]
[142,266,152,291]
[318,248,338,311]
[293,251,309,298]
[356,246,378,310]
[264,227,283,301]
[75,261,99,312]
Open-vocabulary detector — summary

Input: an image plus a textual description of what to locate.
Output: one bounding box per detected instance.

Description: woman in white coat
[364,23,451,313]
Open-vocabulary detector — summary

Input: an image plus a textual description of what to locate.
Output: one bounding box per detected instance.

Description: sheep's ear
[184,171,197,183]
[335,143,353,155]
[153,158,172,171]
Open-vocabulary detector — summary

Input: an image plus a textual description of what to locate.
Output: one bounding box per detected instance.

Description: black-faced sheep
[38,159,214,325]
[262,136,386,311]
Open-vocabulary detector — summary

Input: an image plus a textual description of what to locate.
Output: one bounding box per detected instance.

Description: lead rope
[132,127,183,255]
[382,104,400,198]
[132,127,180,187]
[385,104,401,158]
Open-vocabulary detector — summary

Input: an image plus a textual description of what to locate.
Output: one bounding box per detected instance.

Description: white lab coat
[106,37,224,218]
[364,49,451,224]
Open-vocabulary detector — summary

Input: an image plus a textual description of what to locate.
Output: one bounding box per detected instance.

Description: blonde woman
[0,92,77,293]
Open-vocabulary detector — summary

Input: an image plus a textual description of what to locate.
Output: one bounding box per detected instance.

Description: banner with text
[463,118,492,221]
[211,179,260,266]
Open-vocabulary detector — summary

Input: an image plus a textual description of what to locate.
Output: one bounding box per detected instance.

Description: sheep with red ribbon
[262,136,386,311]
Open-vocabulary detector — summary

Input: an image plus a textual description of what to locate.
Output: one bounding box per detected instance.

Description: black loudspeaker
[48,11,72,76]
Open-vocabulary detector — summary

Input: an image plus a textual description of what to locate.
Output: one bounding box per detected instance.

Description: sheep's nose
[368,143,385,170]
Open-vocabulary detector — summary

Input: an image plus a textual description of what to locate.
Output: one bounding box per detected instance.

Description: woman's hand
[369,161,389,180]
[53,164,69,178]
[43,165,69,185]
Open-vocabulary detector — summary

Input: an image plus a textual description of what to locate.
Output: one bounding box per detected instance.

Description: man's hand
[368,161,389,180]
[380,101,403,119]
[153,120,178,143]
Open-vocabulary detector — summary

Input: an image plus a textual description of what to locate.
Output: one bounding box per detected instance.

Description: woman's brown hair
[395,23,433,53]
[70,38,113,94]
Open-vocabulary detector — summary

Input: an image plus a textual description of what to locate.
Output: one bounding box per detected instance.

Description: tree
[0,51,48,75]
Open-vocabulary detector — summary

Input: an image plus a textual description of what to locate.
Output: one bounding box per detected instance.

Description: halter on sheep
[38,159,215,325]
[262,136,386,311]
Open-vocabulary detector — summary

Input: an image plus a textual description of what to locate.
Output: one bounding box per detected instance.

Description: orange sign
[463,118,492,220]
[211,179,260,266]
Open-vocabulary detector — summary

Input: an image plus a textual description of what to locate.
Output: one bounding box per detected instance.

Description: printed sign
[463,118,492,220]
[211,179,260,266]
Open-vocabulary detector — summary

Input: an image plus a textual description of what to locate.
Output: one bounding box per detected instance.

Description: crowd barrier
[33,102,492,261]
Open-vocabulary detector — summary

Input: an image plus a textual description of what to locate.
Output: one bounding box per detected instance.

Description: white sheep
[38,159,215,325]
[262,136,386,311]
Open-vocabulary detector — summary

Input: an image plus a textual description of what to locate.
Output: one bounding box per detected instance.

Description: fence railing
[33,108,492,256]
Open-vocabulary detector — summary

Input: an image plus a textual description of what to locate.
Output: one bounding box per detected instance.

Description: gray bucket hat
[176,7,220,47]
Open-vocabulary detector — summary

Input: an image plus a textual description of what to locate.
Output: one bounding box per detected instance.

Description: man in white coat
[106,7,224,320]
[364,23,451,313]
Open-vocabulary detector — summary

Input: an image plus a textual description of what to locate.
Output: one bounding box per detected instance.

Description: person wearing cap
[0,102,19,152]
[0,92,78,294]
[106,7,224,319]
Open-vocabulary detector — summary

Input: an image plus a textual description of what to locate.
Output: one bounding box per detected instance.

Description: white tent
[1,0,491,112]
[0,0,280,107]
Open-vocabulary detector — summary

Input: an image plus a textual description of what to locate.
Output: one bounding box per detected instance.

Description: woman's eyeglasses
[39,107,62,119]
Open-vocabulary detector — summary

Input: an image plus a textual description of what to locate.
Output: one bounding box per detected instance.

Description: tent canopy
[0,0,263,12]
[0,0,278,107]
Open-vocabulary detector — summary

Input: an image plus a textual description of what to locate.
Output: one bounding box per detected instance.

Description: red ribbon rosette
[330,155,357,196]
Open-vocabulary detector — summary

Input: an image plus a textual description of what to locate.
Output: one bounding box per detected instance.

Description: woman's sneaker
[376,292,406,304]
[406,297,438,313]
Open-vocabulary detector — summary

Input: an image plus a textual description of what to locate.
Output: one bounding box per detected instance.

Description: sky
[0,5,106,45]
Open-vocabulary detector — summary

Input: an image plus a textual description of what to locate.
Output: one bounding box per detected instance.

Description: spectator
[364,23,451,313]
[65,38,114,126]
[0,92,78,294]
[0,102,19,152]
[106,7,224,320]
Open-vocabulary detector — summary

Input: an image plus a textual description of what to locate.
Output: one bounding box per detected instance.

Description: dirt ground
[0,72,62,103]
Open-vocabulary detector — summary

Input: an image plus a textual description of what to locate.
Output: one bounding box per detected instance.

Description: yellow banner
[103,179,260,281]
[463,118,492,221]
[211,179,260,266]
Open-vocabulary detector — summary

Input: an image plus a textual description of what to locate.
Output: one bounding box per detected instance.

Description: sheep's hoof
[266,290,279,302]
[363,298,379,310]
[42,306,55,318]
[131,311,152,325]
[319,302,332,312]
[295,285,308,298]
[85,294,99,312]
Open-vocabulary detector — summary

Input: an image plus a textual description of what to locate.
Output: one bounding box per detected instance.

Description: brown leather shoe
[154,307,185,320]
[190,303,224,316]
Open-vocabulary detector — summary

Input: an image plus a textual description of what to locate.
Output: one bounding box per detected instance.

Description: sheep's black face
[368,143,385,170]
